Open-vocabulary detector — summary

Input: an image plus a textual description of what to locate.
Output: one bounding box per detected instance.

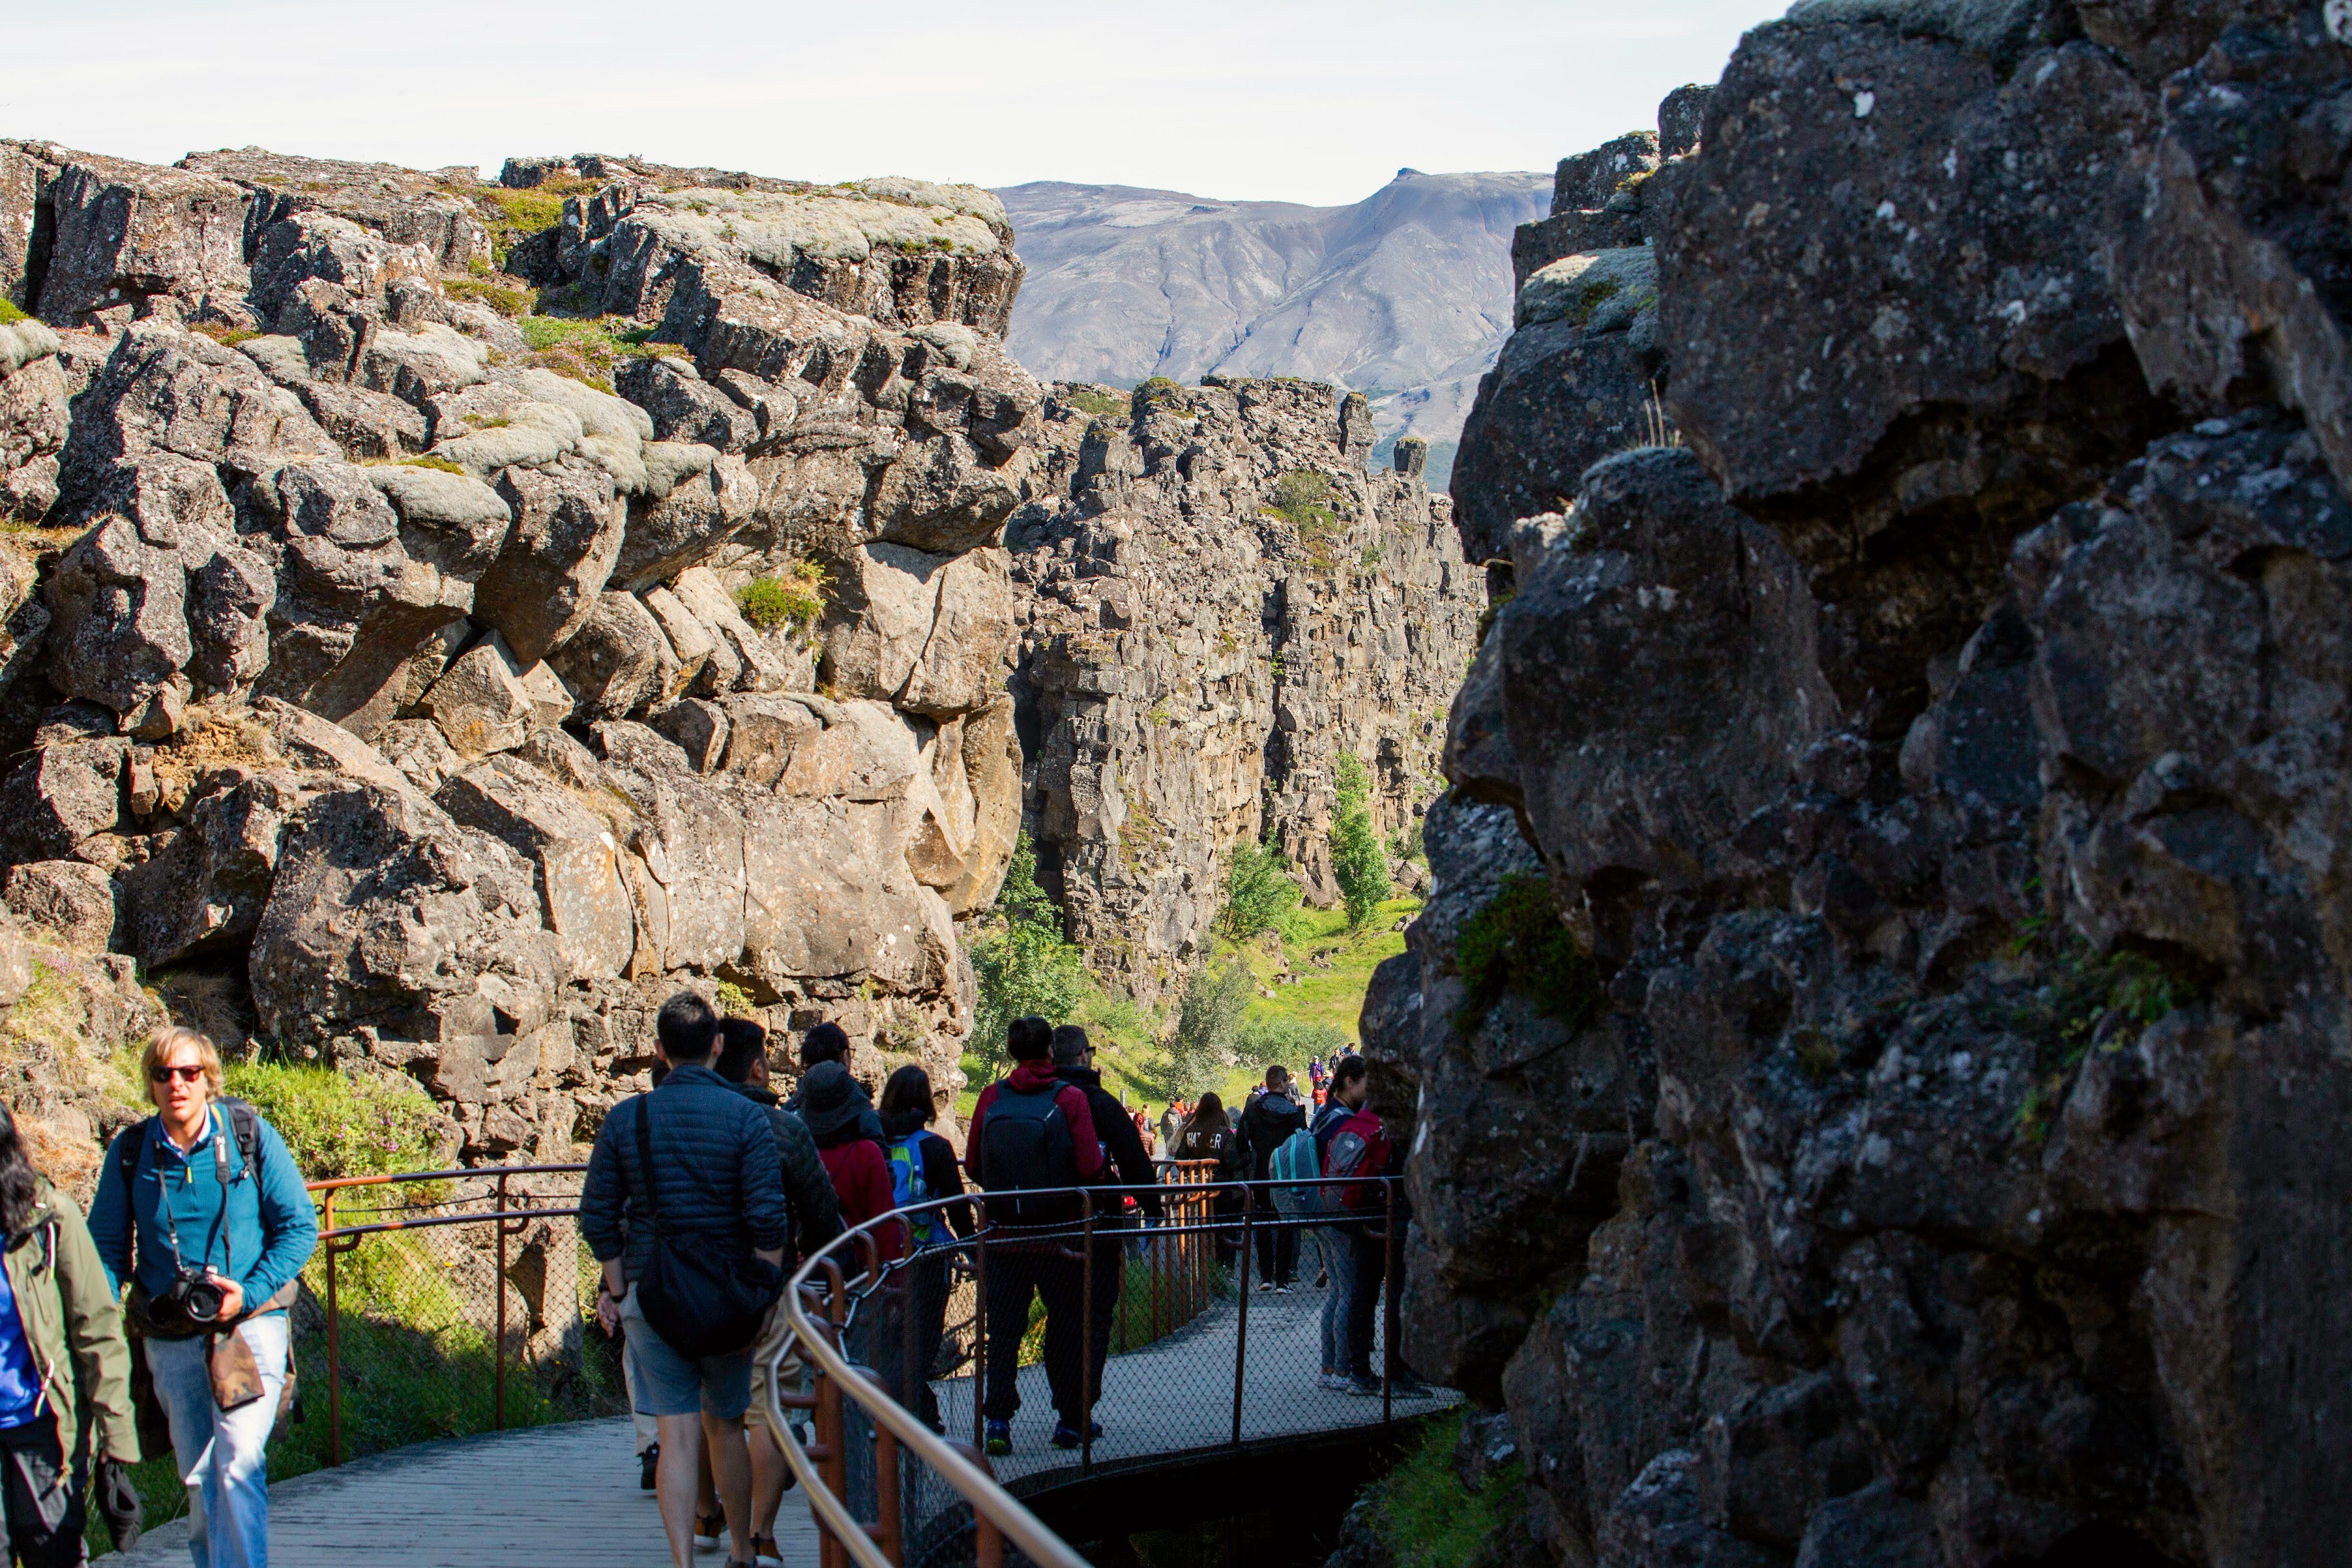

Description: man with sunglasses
[90,1026,316,1568]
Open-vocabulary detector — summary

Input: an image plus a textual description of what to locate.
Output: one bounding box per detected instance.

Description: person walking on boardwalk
[781,1023,884,1142]
[1172,1093,1248,1272]
[877,1066,976,1434]
[1051,1025,1163,1430]
[583,993,789,1568]
[965,1016,1104,1456]
[90,1026,315,1568]
[714,1016,841,1567]
[0,1104,143,1566]
[1241,1066,1308,1292]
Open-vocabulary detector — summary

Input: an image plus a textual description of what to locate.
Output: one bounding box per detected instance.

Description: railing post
[819,1273,851,1568]
[872,1381,903,1567]
[494,1170,508,1432]
[323,1187,342,1467]
[1078,1189,1096,1474]
[945,1439,1006,1568]
[971,1225,988,1452]
[1383,1178,1397,1428]
[1232,1185,1253,1448]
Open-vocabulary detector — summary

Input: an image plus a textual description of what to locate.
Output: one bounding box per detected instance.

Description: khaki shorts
[745,1297,803,1436]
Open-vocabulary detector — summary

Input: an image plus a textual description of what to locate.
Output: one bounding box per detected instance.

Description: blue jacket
[89,1106,318,1310]
[581,1063,790,1286]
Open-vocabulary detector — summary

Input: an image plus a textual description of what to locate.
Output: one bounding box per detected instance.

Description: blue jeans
[1335,1229,1387,1381]
[1314,1230,1342,1372]
[147,1312,288,1568]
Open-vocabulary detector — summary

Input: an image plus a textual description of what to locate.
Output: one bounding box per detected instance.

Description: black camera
[161,1265,228,1326]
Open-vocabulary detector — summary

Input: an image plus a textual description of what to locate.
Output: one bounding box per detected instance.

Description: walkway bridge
[115,1161,1451,1566]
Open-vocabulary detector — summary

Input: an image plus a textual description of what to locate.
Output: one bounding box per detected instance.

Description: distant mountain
[995,169,1551,488]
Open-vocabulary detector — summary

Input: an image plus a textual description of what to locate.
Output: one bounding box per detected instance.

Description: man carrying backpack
[1314,1055,1420,1396]
[583,993,789,1568]
[1051,1026,1161,1430]
[964,1016,1104,1456]
[1241,1066,1308,1292]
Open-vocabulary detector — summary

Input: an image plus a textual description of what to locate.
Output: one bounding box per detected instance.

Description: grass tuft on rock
[1062,386,1128,420]
[1350,1410,1527,1568]
[1453,871,1602,1036]
[0,298,27,325]
[736,560,827,632]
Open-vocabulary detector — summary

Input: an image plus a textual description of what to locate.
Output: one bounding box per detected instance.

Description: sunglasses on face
[148,1065,205,1084]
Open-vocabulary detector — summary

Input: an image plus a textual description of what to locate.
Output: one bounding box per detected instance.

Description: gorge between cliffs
[3,1,2350,1565]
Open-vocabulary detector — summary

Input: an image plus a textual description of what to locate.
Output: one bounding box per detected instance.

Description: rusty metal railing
[305,1162,595,1466]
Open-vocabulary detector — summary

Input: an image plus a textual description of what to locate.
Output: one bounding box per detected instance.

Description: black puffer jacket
[581,1063,790,1285]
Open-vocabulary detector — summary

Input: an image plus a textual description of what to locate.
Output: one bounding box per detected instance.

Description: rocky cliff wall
[0,139,1039,1160]
[1383,5,2352,1566]
[1006,378,1483,1005]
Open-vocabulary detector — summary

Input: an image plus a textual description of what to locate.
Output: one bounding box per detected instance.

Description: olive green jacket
[5,1178,138,1461]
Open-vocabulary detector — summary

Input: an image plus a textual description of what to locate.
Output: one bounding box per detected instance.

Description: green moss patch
[1454,871,1602,1035]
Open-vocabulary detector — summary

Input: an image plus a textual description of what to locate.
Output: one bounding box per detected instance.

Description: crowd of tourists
[0,1003,1414,1568]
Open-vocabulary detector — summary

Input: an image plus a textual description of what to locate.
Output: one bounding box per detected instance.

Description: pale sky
[1,0,1771,207]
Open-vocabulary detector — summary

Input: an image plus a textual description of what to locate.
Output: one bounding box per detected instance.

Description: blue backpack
[887,1134,941,1248]
[1268,1128,1322,1215]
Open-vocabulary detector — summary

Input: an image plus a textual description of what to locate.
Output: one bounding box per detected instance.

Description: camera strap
[157,1106,238,1285]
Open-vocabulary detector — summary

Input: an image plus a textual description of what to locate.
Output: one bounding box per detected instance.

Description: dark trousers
[0,1416,85,1568]
[1337,1228,1390,1381]
[981,1247,1085,1424]
[1210,1185,1244,1274]
[1083,1236,1125,1412]
[1255,1220,1298,1286]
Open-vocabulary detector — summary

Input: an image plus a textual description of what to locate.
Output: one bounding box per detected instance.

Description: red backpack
[1319,1109,1392,1217]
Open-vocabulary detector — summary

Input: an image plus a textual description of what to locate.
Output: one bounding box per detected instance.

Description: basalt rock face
[1005,381,1483,1004]
[0,139,1040,1159]
[1391,5,2352,1567]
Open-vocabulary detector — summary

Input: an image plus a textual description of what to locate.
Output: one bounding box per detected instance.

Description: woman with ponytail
[0,1104,142,1563]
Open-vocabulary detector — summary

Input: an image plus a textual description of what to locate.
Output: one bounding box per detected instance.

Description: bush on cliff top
[1454,871,1602,1037]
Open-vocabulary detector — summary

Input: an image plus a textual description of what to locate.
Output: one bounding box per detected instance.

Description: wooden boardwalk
[116,1417,827,1567]
[113,1281,1449,1563]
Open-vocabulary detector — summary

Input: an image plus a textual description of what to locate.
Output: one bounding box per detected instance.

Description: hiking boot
[985,1419,1013,1456]
[639,1442,659,1491]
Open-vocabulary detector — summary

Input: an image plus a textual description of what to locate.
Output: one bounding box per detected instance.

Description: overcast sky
[3,0,1771,207]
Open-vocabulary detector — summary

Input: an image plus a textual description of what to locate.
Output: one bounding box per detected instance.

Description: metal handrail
[769,1167,1412,1568]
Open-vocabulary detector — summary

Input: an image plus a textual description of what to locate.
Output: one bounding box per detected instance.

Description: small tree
[1147,958,1255,1100]
[1330,753,1390,930]
[1221,836,1302,941]
[967,834,1088,1080]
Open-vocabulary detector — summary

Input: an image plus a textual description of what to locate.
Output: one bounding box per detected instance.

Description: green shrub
[1330,754,1390,931]
[1264,468,1336,530]
[714,979,755,1016]
[515,311,681,392]
[736,561,827,631]
[221,1059,444,1181]
[1453,871,1601,1036]
[969,834,1089,1080]
[402,456,466,475]
[1235,1015,1348,1073]
[1063,387,1127,420]
[0,298,27,325]
[475,180,591,265]
[1143,958,1253,1100]
[1390,818,1426,867]
[1221,838,1303,942]
[1130,376,1184,415]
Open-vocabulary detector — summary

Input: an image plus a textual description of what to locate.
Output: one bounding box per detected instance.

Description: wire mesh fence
[776,1165,1458,1568]
[304,1163,627,1467]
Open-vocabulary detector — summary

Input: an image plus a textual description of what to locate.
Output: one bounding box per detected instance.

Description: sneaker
[639,1442,659,1491]
[1346,1377,1383,1397]
[1256,1280,1274,1292]
[1317,1371,1350,1390]
[1392,1379,1434,1399]
[1050,1418,1106,1448]
[984,1419,1013,1457]
[1275,1283,1293,1294]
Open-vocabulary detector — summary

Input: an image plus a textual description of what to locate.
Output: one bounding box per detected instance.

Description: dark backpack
[978,1082,1078,1226]
[628,1096,782,1359]
[1319,1109,1392,1219]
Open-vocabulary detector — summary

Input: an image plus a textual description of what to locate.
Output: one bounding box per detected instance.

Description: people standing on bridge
[1241,1066,1309,1291]
[0,1104,143,1566]
[1051,1026,1162,1425]
[583,993,788,1568]
[1157,1102,1181,1153]
[878,1066,976,1434]
[966,1016,1104,1456]
[91,1025,316,1568]
[1315,1056,1428,1398]
[715,1016,842,1563]
[1309,1058,1363,1388]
